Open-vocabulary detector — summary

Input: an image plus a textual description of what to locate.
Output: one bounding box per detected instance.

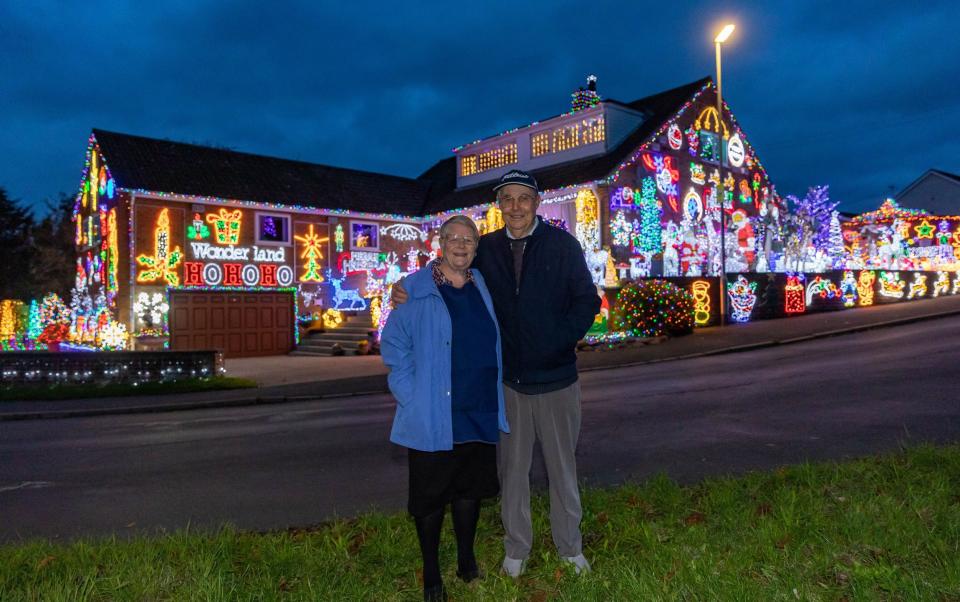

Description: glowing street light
[714,22,735,326]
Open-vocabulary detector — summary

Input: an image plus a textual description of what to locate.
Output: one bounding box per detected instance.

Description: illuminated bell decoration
[206,208,243,245]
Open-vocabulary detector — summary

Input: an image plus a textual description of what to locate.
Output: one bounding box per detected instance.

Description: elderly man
[393,170,600,576]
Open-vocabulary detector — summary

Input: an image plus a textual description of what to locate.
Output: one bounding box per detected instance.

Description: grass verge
[0,376,257,402]
[1,444,958,600]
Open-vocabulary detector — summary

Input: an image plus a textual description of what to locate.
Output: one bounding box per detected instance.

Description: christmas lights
[187,212,211,240]
[907,273,928,299]
[933,271,950,297]
[133,292,169,332]
[98,321,129,350]
[727,275,758,322]
[137,208,183,286]
[840,271,858,307]
[206,208,243,245]
[914,219,936,240]
[784,275,805,314]
[328,272,367,310]
[0,301,22,338]
[805,276,840,306]
[878,271,906,298]
[322,309,344,329]
[294,224,329,282]
[691,280,711,325]
[614,280,694,337]
[381,223,425,242]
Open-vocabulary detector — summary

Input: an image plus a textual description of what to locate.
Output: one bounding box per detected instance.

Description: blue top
[438,281,499,444]
[381,266,509,452]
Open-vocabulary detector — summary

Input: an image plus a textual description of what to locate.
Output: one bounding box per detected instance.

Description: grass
[1,444,958,601]
[0,376,257,402]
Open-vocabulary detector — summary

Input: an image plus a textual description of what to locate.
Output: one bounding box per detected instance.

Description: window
[256,214,290,244]
[459,142,518,176]
[699,131,721,164]
[530,116,605,158]
[350,221,379,250]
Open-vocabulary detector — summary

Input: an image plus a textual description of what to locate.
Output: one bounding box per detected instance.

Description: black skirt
[407,442,499,517]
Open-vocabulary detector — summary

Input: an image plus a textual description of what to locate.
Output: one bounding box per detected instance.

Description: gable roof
[91,129,431,217]
[894,168,960,213]
[417,76,713,215]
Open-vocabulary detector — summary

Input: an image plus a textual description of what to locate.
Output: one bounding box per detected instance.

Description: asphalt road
[2,316,959,542]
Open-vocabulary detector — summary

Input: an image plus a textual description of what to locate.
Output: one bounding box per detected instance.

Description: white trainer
[562,553,592,574]
[501,556,526,577]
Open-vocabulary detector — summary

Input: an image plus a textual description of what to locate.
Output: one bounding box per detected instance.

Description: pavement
[4,293,960,421]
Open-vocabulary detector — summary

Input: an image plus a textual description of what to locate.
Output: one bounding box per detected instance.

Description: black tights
[413,498,481,589]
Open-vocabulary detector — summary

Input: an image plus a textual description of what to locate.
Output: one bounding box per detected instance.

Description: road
[2,316,959,542]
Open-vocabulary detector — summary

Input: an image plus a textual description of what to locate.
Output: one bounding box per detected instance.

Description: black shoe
[456,567,481,583]
[423,583,447,602]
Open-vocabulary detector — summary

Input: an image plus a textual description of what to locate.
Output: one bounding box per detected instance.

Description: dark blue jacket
[474,218,601,389]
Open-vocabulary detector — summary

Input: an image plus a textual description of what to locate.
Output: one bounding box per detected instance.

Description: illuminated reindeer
[326,270,367,310]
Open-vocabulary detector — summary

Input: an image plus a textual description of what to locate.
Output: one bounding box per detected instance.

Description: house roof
[418,76,713,215]
[89,76,715,218]
[91,129,431,217]
[894,168,960,214]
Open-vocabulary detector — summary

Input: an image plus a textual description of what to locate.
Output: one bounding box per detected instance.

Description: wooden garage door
[169,291,294,358]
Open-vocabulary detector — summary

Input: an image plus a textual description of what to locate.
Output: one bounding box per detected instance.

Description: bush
[614,279,695,337]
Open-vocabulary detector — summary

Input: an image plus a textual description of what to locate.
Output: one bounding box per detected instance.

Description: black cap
[493,169,539,194]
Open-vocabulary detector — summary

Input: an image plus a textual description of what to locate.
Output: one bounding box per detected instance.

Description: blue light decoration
[326,270,367,310]
[727,275,758,322]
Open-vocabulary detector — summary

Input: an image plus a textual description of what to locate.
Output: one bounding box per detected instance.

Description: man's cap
[493,170,539,194]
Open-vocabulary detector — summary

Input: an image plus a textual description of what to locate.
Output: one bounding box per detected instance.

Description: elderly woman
[381,215,509,602]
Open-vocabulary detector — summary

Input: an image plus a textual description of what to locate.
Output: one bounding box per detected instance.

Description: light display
[878,271,906,298]
[933,271,950,297]
[137,208,183,286]
[614,280,694,337]
[637,178,662,254]
[784,275,805,314]
[907,273,928,299]
[641,152,680,212]
[805,276,840,306]
[39,293,71,329]
[690,163,706,185]
[294,224,329,283]
[683,189,703,223]
[0,300,22,338]
[187,213,211,240]
[105,208,119,305]
[667,123,683,150]
[26,300,42,340]
[727,133,745,167]
[693,106,728,138]
[857,271,876,306]
[98,321,129,350]
[459,142,518,177]
[727,275,758,322]
[840,271,858,307]
[691,280,711,326]
[334,224,345,252]
[133,292,170,332]
[571,76,601,112]
[610,211,633,247]
[328,272,367,310]
[206,208,243,245]
[914,219,935,240]
[954,273,960,295]
[322,309,344,329]
[381,223,425,242]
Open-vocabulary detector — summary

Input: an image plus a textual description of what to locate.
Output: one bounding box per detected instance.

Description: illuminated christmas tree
[571,75,601,112]
[26,299,41,340]
[294,224,329,282]
[827,210,845,268]
[637,177,662,255]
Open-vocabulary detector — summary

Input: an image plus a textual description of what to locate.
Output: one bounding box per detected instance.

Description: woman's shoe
[456,567,481,583]
[423,583,447,602]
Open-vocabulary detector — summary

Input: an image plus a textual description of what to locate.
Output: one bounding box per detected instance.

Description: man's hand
[391,277,409,305]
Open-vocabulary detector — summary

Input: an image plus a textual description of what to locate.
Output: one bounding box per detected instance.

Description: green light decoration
[637,177,662,254]
[614,279,694,337]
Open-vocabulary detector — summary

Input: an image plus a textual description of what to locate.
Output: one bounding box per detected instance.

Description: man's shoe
[501,556,526,577]
[562,553,592,574]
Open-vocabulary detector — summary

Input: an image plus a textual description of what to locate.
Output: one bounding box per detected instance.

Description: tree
[30,192,77,299]
[0,188,36,299]
[782,185,838,271]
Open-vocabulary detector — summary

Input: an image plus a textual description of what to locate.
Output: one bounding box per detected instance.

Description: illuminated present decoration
[206,208,243,244]
[878,271,906,298]
[933,271,950,297]
[907,273,928,299]
[294,224,329,283]
[183,261,293,288]
[727,275,758,322]
[137,208,183,286]
[856,270,876,306]
[784,275,805,314]
[691,280,711,325]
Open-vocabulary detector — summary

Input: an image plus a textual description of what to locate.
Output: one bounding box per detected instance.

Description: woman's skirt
[407,442,499,517]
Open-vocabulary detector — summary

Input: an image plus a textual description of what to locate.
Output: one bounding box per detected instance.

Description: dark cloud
[2,0,958,215]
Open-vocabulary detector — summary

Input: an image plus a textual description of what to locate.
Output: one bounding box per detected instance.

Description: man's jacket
[474,217,601,389]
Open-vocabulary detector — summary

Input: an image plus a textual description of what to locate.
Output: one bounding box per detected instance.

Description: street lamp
[714,23,735,326]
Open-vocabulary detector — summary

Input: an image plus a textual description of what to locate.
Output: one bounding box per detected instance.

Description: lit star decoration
[914,219,936,239]
[727,275,758,322]
[136,208,183,286]
[294,224,330,283]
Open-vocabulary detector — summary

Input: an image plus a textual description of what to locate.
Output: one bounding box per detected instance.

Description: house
[70,76,781,356]
[895,169,960,215]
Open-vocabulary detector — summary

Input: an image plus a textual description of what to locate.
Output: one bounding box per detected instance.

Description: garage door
[169,291,294,358]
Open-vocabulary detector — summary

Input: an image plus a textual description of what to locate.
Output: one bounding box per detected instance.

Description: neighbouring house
[896,169,960,215]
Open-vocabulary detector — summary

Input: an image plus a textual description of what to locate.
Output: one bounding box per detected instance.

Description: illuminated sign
[727,133,745,167]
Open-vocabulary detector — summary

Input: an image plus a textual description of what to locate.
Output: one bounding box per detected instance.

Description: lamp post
[714,23,735,326]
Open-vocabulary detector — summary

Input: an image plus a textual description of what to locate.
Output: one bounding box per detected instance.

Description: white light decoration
[99,321,129,350]
[683,189,703,223]
[727,133,745,167]
[381,223,426,242]
[667,123,683,150]
[133,292,170,329]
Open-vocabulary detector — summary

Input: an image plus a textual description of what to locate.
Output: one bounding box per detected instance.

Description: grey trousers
[499,381,583,559]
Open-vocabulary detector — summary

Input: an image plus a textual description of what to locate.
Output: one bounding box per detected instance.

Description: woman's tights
[413,498,480,589]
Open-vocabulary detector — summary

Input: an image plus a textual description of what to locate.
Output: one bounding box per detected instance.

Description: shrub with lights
[613,279,695,337]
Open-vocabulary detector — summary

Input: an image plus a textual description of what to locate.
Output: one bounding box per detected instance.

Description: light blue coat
[381,265,509,452]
